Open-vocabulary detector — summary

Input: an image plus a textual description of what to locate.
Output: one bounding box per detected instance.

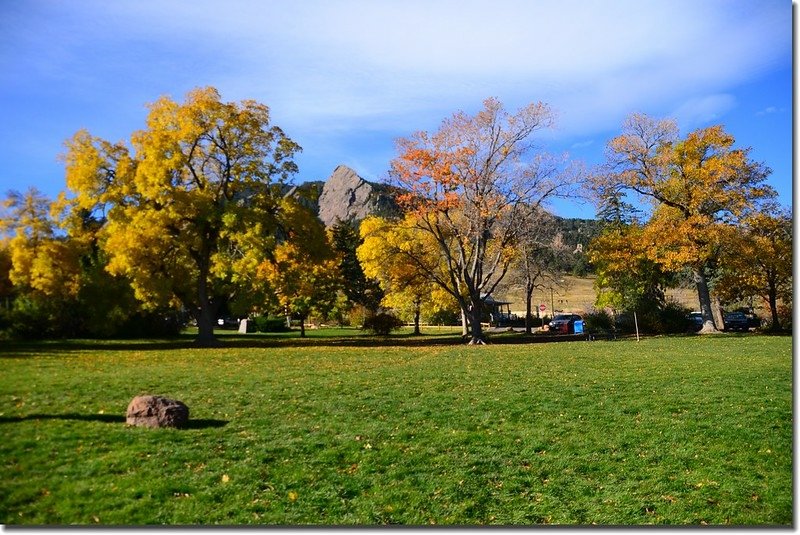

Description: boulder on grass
[126,395,189,429]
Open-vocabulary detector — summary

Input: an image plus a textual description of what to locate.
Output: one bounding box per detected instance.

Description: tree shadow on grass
[0,333,468,357]
[4,330,774,358]
[0,334,584,357]
[0,413,228,429]
[184,418,228,429]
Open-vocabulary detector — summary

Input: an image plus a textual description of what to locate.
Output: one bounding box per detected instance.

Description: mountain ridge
[289,164,601,248]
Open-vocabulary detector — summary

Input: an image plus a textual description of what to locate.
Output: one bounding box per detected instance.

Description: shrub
[658,299,692,333]
[251,315,290,333]
[428,308,460,326]
[346,305,370,329]
[0,294,186,340]
[583,309,614,332]
[776,304,792,332]
[614,299,691,335]
[362,312,404,336]
[112,310,186,338]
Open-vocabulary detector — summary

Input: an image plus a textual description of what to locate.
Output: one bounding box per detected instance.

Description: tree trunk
[461,308,469,337]
[693,267,718,333]
[413,299,421,335]
[468,296,485,344]
[768,279,781,331]
[712,295,725,331]
[196,306,217,346]
[524,285,534,335]
[195,260,219,346]
[299,314,306,338]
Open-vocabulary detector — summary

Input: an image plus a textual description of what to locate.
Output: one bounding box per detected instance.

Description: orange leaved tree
[389,98,575,344]
[594,114,775,333]
[715,208,792,331]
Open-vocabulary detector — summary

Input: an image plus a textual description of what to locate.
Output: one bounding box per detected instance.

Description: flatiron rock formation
[317,165,398,227]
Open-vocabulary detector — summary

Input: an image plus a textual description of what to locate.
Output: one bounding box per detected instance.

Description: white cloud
[52,0,788,139]
[570,140,594,150]
[755,106,786,117]
[669,94,737,130]
[0,0,791,193]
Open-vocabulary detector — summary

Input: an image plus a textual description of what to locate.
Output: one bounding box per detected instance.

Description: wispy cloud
[669,94,737,130]
[755,106,786,117]
[0,0,790,199]
[570,140,594,150]
[21,0,785,137]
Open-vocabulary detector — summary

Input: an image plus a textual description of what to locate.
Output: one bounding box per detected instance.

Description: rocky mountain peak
[317,165,395,227]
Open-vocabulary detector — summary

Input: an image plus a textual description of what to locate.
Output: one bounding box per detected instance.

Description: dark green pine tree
[330,219,384,313]
[595,184,641,227]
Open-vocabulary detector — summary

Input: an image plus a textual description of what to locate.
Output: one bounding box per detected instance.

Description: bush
[614,299,692,335]
[0,294,186,340]
[771,304,791,332]
[346,305,371,329]
[251,315,290,333]
[428,308,460,326]
[113,310,186,338]
[583,309,614,332]
[657,300,692,333]
[362,312,404,336]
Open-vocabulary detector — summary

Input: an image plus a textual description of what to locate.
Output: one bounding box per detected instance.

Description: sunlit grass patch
[0,334,791,525]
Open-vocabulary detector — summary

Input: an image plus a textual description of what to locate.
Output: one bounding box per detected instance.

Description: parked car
[723,311,751,332]
[549,314,583,334]
[686,312,704,332]
[216,317,240,330]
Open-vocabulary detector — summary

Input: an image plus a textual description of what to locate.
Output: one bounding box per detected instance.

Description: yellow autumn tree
[588,222,674,314]
[357,215,457,334]
[715,208,791,330]
[256,197,342,337]
[593,114,775,333]
[0,188,82,299]
[63,87,301,345]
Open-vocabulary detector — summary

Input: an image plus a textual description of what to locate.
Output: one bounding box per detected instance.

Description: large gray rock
[126,395,189,429]
[317,165,398,227]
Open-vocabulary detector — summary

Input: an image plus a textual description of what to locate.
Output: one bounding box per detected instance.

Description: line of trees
[1,88,377,344]
[0,88,791,344]
[588,114,791,332]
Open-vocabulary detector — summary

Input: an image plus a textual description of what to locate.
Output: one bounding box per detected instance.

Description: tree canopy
[591,114,776,333]
[715,208,792,330]
[357,214,457,335]
[389,98,575,343]
[257,197,342,337]
[63,87,301,344]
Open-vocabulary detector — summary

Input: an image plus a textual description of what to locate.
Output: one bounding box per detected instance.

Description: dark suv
[686,312,704,332]
[723,311,751,332]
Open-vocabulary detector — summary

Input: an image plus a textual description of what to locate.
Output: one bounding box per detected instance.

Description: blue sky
[0,0,792,218]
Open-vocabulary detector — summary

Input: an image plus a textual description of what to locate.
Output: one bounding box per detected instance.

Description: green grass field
[0,330,792,526]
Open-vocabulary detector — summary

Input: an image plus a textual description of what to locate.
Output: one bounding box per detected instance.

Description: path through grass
[0,333,791,525]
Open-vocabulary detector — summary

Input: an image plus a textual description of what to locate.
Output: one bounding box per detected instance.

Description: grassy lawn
[0,331,791,526]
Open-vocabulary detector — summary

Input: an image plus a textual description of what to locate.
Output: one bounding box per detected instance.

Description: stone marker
[238,318,248,334]
[126,395,189,429]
